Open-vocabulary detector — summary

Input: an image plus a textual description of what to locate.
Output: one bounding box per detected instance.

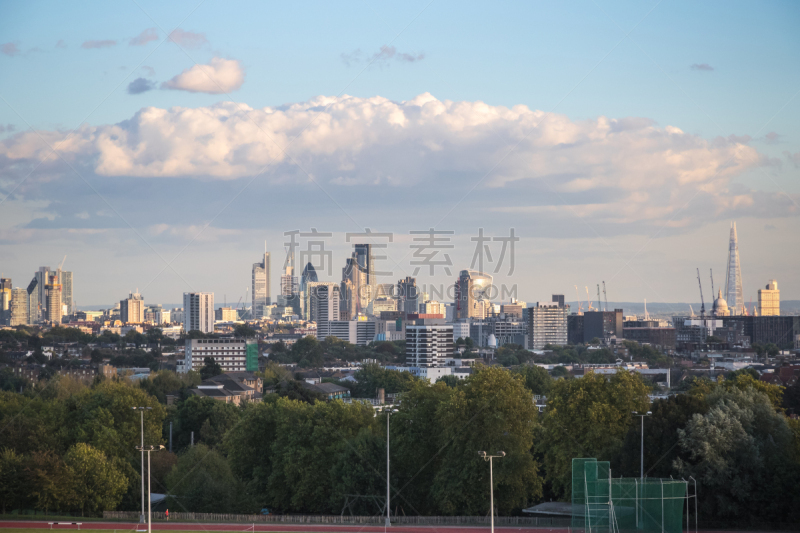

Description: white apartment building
[183,292,215,334]
[183,338,250,373]
[317,318,376,346]
[450,321,470,342]
[308,282,340,323]
[120,292,145,323]
[527,301,568,350]
[406,324,454,367]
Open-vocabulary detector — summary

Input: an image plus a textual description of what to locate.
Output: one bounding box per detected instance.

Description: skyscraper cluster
[0,266,74,326]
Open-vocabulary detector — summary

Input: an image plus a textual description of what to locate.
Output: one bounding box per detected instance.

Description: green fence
[571,458,689,533]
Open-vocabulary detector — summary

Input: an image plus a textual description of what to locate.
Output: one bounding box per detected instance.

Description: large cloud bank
[1,93,792,225]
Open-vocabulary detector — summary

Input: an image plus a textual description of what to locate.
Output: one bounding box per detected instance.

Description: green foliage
[0,367,32,392]
[620,340,673,367]
[139,370,200,404]
[705,335,724,343]
[170,395,242,451]
[538,370,651,499]
[438,374,462,388]
[432,366,543,514]
[64,443,128,516]
[292,336,324,368]
[265,398,376,513]
[166,444,254,513]
[350,363,419,397]
[200,356,223,380]
[538,344,616,365]
[616,394,709,478]
[108,350,157,370]
[234,324,258,338]
[495,344,534,366]
[550,365,570,379]
[674,387,800,524]
[512,365,552,395]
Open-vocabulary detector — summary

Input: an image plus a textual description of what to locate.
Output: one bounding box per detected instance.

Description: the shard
[724,222,744,315]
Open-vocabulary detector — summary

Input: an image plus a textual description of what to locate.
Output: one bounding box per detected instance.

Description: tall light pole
[132,406,153,524]
[379,407,398,527]
[479,451,505,533]
[136,445,165,533]
[632,411,652,480]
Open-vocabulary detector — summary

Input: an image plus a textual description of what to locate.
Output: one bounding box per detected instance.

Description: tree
[234,324,257,338]
[432,366,543,514]
[674,387,800,524]
[550,366,570,379]
[538,370,650,499]
[616,394,709,478]
[166,444,254,513]
[266,398,376,513]
[438,374,462,388]
[64,443,128,516]
[464,337,474,349]
[350,364,418,397]
[512,365,552,395]
[291,335,324,367]
[0,447,26,513]
[26,450,71,514]
[200,356,223,380]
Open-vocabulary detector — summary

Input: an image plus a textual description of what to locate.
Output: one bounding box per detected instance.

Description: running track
[0,522,782,533]
[0,522,565,533]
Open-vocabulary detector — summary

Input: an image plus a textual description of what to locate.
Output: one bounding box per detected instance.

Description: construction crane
[585,286,594,311]
[689,304,696,317]
[597,284,602,312]
[574,285,583,313]
[697,268,706,317]
[710,268,715,299]
[58,255,67,272]
[602,281,608,312]
[644,298,649,320]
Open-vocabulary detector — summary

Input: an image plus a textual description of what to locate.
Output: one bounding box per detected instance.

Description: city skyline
[1,1,798,305]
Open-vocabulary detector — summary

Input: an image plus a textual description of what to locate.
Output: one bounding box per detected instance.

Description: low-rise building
[181,337,258,373]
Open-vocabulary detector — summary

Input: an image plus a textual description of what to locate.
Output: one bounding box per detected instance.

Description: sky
[0,0,798,309]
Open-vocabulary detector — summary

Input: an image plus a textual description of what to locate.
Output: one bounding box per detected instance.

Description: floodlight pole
[136,445,165,533]
[133,406,152,524]
[479,451,505,533]
[633,411,652,480]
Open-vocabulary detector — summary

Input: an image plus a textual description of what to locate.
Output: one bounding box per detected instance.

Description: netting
[571,458,689,533]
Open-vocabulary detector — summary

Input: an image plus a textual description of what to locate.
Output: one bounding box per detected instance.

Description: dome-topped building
[712,289,730,317]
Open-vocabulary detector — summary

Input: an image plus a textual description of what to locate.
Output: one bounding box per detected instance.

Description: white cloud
[1,93,794,227]
[161,57,244,94]
[168,29,207,49]
[130,28,158,46]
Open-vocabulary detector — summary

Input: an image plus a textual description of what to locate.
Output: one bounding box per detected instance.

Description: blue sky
[1,0,798,308]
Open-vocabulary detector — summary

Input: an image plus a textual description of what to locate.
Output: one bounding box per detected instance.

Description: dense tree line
[1,365,798,526]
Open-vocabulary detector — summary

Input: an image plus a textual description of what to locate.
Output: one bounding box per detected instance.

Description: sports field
[0,523,566,533]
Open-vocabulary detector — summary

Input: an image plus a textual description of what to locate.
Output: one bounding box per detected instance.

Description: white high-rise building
[406,324,454,367]
[59,271,74,316]
[184,292,215,333]
[10,287,28,326]
[120,292,145,323]
[44,274,62,324]
[252,245,271,318]
[527,299,568,350]
[308,282,340,323]
[758,279,780,317]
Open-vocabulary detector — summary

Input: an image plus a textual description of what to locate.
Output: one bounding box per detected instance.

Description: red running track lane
[0,522,567,533]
